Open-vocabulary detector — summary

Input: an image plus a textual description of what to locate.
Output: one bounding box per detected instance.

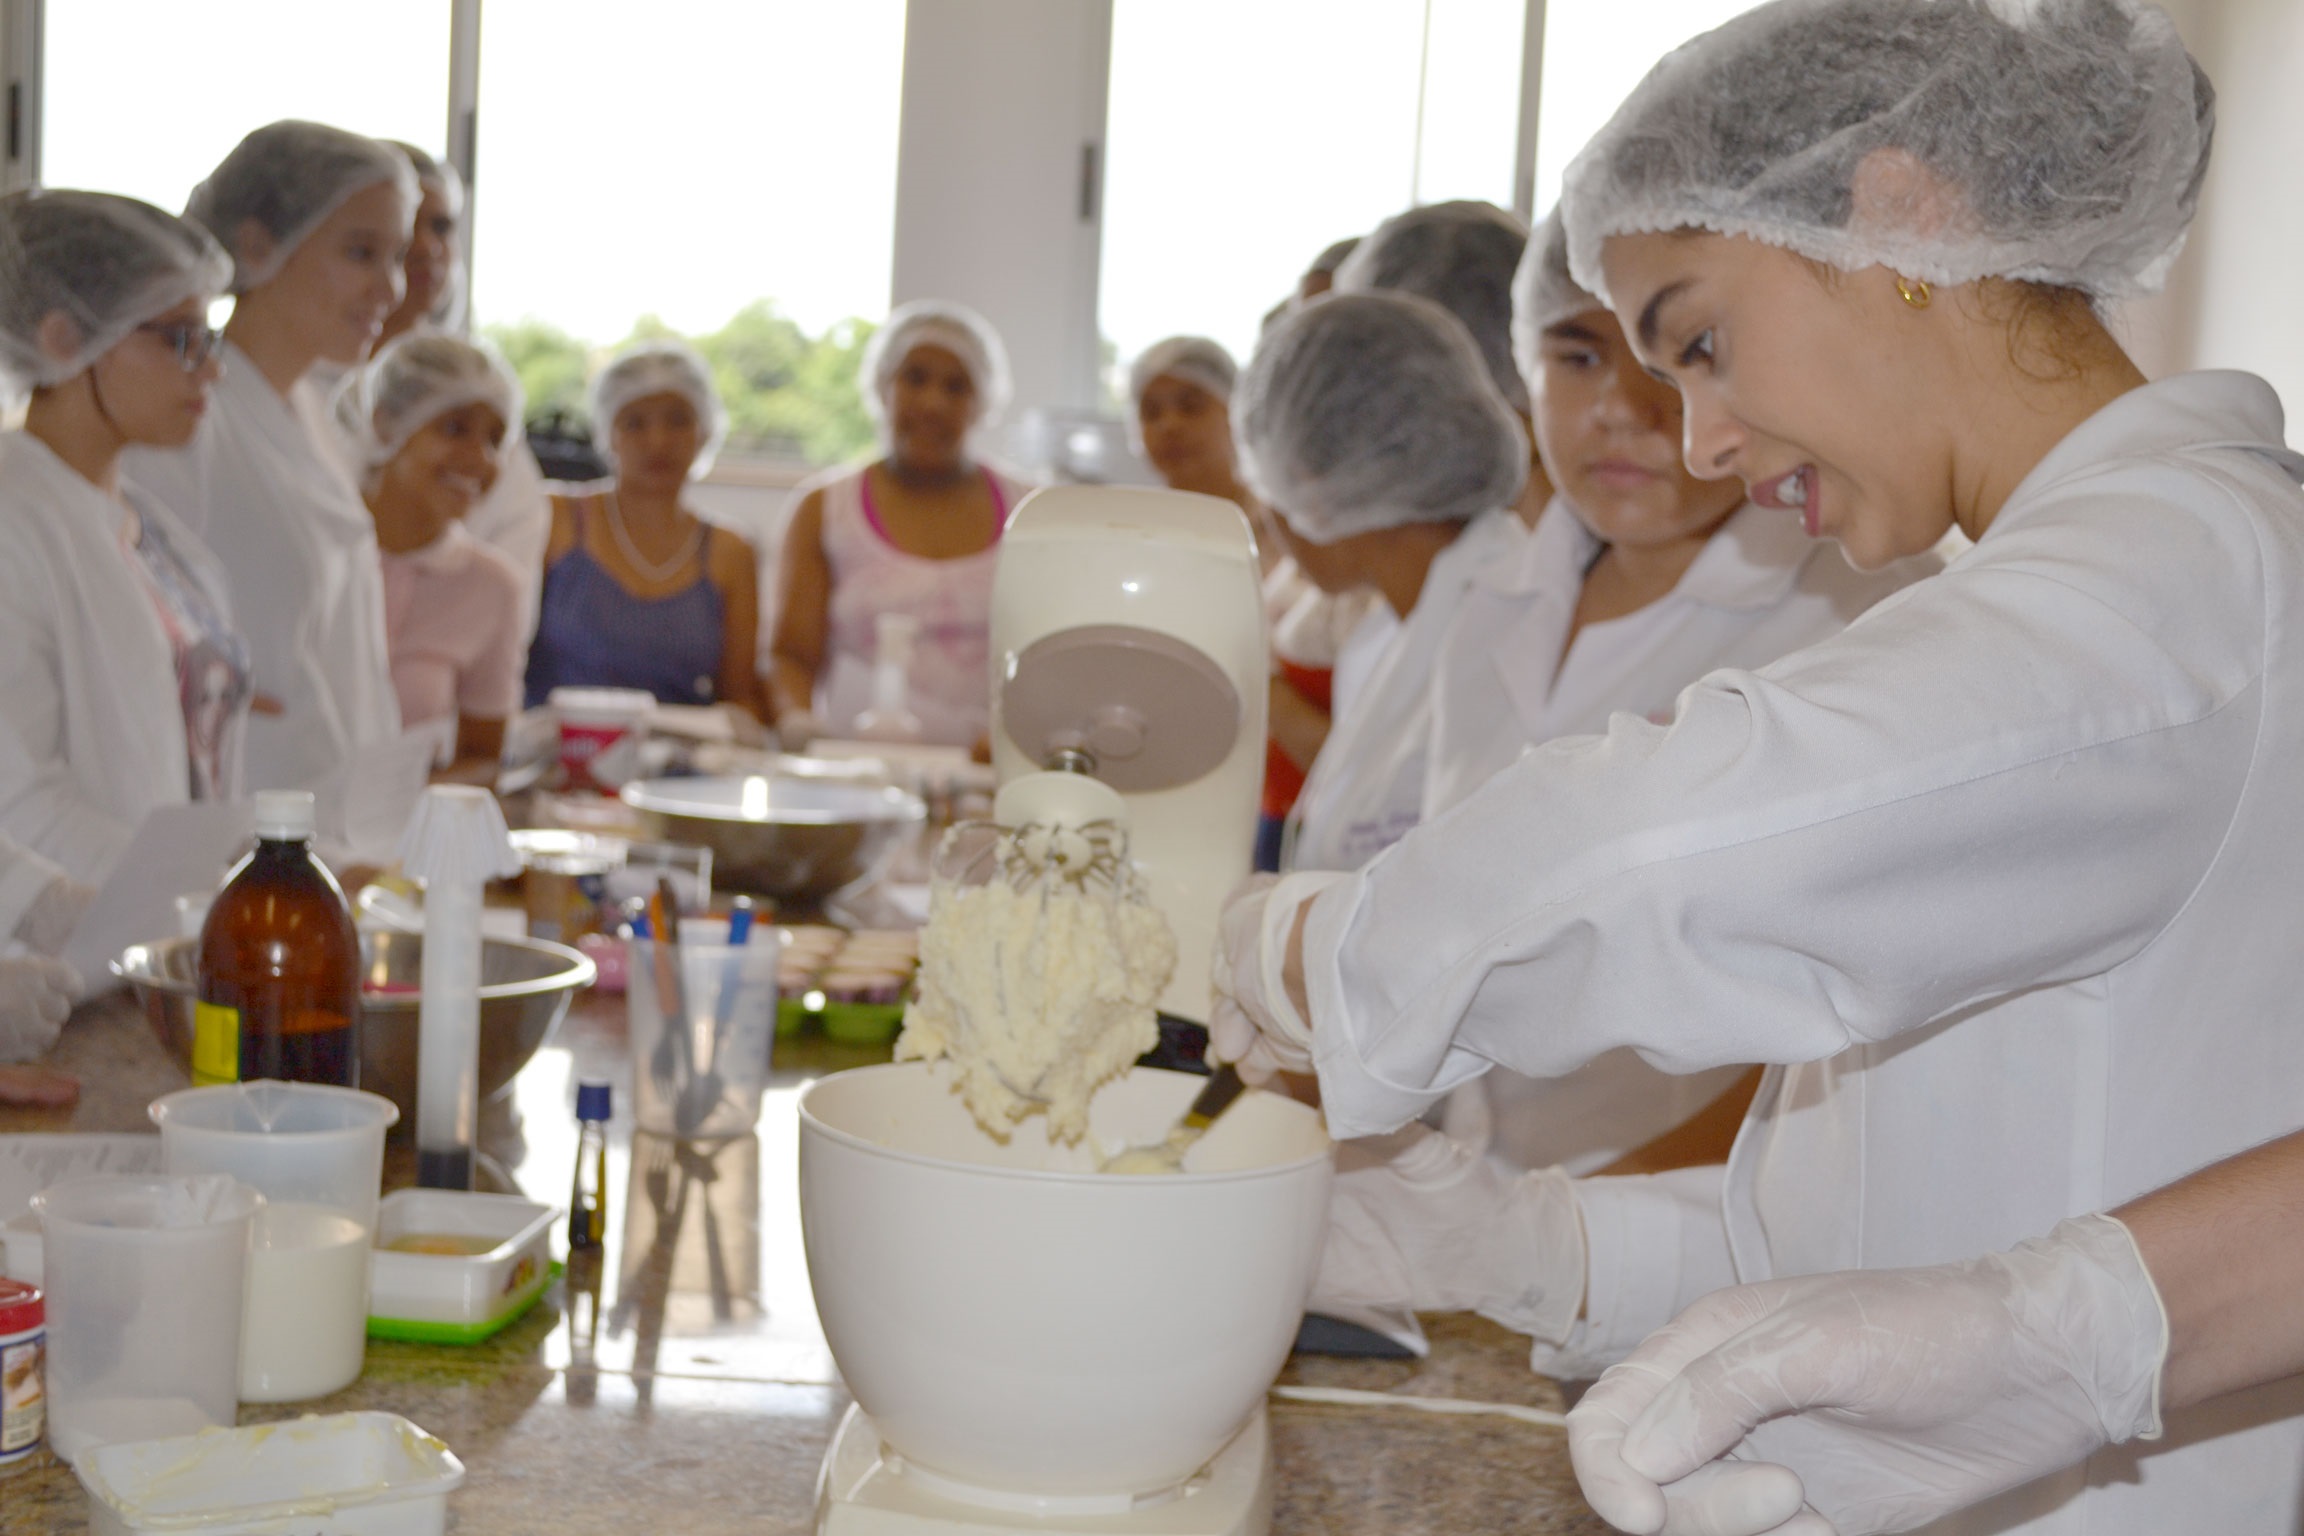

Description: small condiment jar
[0,1277,43,1471]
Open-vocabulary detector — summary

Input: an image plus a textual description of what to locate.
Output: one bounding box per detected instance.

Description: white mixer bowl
[798,1063,1332,1504]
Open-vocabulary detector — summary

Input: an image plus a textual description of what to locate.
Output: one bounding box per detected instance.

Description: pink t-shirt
[379,523,526,730]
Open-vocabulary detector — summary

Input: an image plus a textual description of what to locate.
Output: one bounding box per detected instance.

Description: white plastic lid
[253,789,316,841]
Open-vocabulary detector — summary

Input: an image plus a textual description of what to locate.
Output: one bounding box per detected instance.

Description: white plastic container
[75,1411,465,1536]
[549,685,653,793]
[150,1081,399,1238]
[368,1190,556,1346]
[34,1174,262,1464]
[240,1203,370,1403]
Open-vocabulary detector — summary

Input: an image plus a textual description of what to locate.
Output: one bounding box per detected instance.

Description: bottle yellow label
[191,1001,240,1085]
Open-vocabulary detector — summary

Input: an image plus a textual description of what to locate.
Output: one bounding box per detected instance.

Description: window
[1099,0,1529,380]
[1530,0,1758,218]
[472,0,905,465]
[42,2,450,217]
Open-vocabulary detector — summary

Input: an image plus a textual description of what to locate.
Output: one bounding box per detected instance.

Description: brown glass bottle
[193,791,362,1087]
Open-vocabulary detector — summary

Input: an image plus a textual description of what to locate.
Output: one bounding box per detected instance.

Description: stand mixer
[984,485,1268,1024]
[807,487,1307,1536]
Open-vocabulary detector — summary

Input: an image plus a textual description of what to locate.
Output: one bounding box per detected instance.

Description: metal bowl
[112,933,596,1131]
[618,774,926,903]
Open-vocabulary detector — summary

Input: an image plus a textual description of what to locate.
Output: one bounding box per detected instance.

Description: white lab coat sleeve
[0,554,138,880]
[1302,499,2260,1137]
[1530,1165,1734,1380]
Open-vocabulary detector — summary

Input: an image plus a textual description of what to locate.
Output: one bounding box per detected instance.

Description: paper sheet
[64,801,255,987]
[0,1134,162,1221]
[311,727,441,866]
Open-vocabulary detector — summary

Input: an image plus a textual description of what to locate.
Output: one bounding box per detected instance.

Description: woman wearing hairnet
[1334,200,1551,530]
[523,339,764,718]
[1235,290,1528,875]
[0,190,249,1076]
[1210,2,2304,1532]
[130,119,416,793]
[355,334,528,779]
[380,142,463,341]
[1130,336,1257,521]
[769,300,1032,752]
[1423,215,1933,1178]
[323,142,551,664]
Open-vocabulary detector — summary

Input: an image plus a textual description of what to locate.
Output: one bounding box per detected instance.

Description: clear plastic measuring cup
[627,917,781,1138]
[149,1080,399,1235]
[34,1174,262,1463]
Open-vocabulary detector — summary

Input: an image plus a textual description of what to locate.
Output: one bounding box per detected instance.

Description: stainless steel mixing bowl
[618,774,926,902]
[112,932,596,1131]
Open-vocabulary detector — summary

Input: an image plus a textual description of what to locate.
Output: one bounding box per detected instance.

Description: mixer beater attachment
[898,768,1177,1142]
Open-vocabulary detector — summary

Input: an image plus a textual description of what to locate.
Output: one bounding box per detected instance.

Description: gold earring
[1895,275,1933,309]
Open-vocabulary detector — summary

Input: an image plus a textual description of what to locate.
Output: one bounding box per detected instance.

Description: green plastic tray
[368,1259,561,1345]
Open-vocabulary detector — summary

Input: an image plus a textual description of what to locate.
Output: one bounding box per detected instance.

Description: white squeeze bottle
[853,612,926,744]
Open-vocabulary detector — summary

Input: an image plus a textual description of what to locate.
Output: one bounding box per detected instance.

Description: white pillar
[0,0,41,195]
[891,0,1113,419]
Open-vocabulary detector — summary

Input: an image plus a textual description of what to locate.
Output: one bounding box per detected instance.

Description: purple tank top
[523,502,726,708]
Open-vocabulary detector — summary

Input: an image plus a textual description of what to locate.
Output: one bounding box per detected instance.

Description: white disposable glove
[13,874,94,958]
[1568,1214,2167,1536]
[1206,871,1338,1083]
[1311,1122,1587,1344]
[0,956,80,1062]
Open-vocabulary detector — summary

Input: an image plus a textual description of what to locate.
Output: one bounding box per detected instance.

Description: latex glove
[0,956,80,1062]
[1206,871,1337,1083]
[1312,1122,1587,1344]
[13,874,94,958]
[1568,1214,2166,1536]
[777,710,822,753]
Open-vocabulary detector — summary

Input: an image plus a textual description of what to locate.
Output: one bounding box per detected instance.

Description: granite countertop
[0,988,1611,1534]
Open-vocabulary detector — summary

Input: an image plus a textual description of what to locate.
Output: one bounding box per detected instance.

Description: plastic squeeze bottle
[195,790,360,1087]
[853,612,926,743]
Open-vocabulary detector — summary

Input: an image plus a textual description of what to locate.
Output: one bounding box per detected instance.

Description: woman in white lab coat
[0,191,247,1072]
[132,120,416,792]
[0,191,248,885]
[1212,3,2304,1533]
[1231,290,1529,874]
[1427,216,1936,1176]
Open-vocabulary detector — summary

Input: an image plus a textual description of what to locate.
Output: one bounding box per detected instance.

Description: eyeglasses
[136,320,227,373]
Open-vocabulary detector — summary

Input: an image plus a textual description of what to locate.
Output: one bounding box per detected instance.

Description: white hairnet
[186,120,419,293]
[860,299,1013,430]
[588,338,728,479]
[0,190,230,397]
[1306,236,1361,279]
[388,141,465,216]
[1235,291,1528,543]
[1559,0,2214,305]
[354,332,523,472]
[1334,200,1532,415]
[1128,335,1237,408]
[1510,213,1603,389]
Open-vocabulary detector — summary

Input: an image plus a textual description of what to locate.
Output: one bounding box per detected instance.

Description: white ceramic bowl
[798,1063,1332,1503]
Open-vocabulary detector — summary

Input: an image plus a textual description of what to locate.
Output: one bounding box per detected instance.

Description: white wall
[2121,0,2304,432]
[890,0,1111,419]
